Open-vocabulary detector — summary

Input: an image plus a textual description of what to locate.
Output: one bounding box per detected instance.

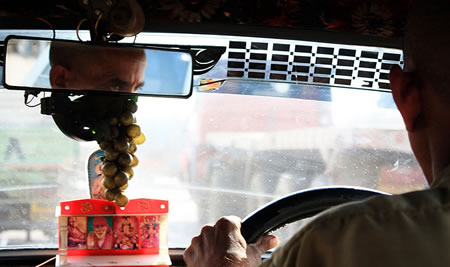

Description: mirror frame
[2,35,194,98]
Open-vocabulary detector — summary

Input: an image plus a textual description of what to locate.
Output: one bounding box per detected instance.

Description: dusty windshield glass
[0,84,425,249]
[0,31,426,250]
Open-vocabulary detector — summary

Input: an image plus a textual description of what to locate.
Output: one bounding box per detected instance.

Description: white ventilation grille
[226,40,403,91]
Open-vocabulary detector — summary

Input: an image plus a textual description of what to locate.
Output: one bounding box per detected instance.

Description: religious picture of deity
[67,216,87,249]
[113,216,139,250]
[87,150,106,200]
[87,216,114,250]
[140,216,160,249]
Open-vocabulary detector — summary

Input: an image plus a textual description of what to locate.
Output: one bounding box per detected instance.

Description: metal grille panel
[226,40,403,91]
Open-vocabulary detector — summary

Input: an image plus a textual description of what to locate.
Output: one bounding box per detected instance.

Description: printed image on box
[140,216,160,249]
[87,216,113,250]
[87,150,106,200]
[68,217,87,249]
[57,199,171,266]
[113,216,139,250]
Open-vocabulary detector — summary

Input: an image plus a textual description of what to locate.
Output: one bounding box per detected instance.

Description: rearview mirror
[2,36,193,97]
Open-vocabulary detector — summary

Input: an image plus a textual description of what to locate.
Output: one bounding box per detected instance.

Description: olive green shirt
[260,167,450,267]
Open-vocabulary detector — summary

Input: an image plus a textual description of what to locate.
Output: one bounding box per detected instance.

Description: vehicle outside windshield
[0,31,426,250]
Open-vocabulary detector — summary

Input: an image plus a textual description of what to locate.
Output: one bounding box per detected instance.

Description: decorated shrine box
[56,198,170,267]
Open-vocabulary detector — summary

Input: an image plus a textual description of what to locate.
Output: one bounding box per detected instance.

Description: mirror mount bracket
[40,95,70,115]
[41,93,136,142]
[79,0,145,42]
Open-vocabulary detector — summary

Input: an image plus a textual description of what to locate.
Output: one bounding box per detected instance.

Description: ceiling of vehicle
[0,0,409,92]
[0,0,411,45]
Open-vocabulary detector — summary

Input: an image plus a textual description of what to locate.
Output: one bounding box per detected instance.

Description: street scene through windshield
[0,83,426,249]
[0,32,427,249]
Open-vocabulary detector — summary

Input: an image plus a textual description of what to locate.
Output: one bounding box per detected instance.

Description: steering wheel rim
[241,186,388,244]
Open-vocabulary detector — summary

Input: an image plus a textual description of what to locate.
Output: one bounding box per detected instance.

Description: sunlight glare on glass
[273,82,289,94]
[181,53,191,62]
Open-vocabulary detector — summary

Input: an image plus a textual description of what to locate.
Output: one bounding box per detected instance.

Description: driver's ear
[389,65,423,132]
[49,65,70,88]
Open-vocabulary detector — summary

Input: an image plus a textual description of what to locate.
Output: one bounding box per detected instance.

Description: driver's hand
[184,216,279,267]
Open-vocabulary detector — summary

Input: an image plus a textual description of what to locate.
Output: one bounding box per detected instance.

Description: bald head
[49,42,146,70]
[404,0,450,99]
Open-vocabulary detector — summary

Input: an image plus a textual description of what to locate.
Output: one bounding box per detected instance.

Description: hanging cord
[199,79,226,87]
[35,256,56,267]
[24,91,41,108]
[35,17,56,39]
[55,4,80,16]
[76,18,89,41]
[94,12,103,39]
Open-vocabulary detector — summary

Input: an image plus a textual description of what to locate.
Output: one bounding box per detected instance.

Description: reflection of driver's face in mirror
[49,42,146,93]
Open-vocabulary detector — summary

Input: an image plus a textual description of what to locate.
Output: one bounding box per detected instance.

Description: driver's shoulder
[265,188,450,267]
[302,186,450,234]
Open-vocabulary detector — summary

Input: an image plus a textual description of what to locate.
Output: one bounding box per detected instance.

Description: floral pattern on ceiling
[0,0,413,38]
[147,0,412,37]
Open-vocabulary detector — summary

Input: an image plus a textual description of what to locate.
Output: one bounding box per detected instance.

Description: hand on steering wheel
[184,187,386,266]
[184,216,278,267]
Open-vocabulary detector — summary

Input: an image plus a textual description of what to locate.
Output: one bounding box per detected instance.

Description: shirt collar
[430,165,450,188]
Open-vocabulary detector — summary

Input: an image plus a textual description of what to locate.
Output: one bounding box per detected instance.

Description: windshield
[0,31,426,250]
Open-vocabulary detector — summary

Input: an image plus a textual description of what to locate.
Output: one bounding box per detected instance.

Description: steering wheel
[241,187,387,243]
